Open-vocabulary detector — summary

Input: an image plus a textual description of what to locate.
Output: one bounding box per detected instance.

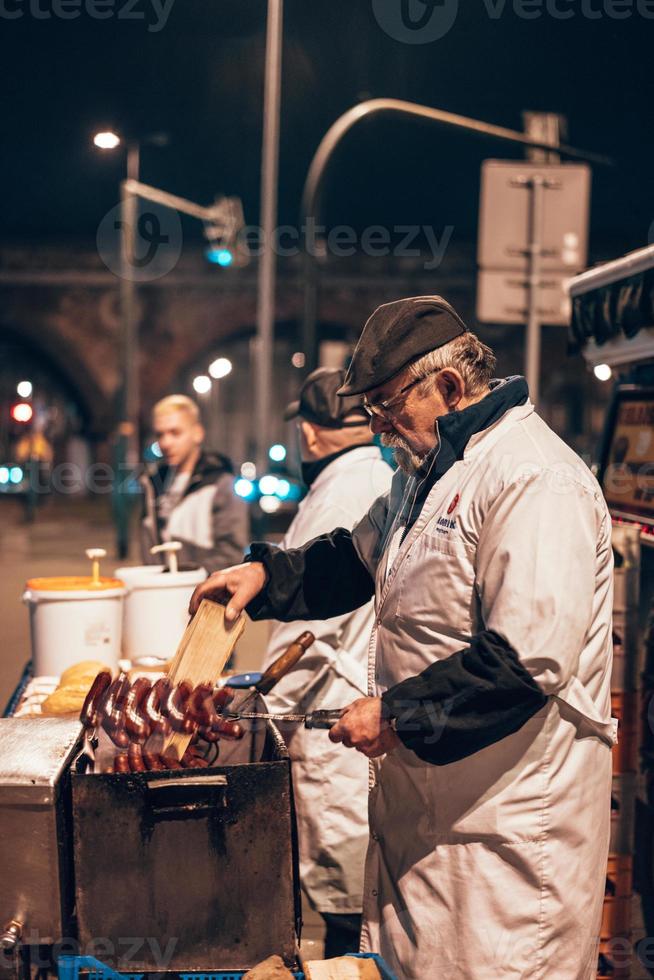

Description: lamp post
[92,129,168,557]
[299,99,613,373]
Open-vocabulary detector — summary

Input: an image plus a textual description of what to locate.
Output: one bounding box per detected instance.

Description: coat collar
[146,451,233,498]
[419,375,529,475]
[393,376,530,536]
[376,381,532,606]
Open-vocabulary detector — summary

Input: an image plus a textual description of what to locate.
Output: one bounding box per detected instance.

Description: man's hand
[189,561,268,622]
[329,697,401,758]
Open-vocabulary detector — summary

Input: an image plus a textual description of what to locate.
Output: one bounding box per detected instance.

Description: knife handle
[256,631,315,696]
[304,709,344,730]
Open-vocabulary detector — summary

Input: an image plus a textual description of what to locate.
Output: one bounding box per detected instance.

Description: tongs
[226,630,343,729]
[229,708,344,730]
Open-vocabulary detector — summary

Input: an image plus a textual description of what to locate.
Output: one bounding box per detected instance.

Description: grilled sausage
[101,674,130,747]
[162,680,196,734]
[124,678,152,743]
[113,752,130,774]
[128,742,147,773]
[142,749,166,771]
[212,717,244,741]
[79,670,112,728]
[160,754,183,770]
[198,727,222,743]
[213,686,236,711]
[142,677,171,735]
[187,683,214,727]
[182,749,209,768]
[188,683,226,741]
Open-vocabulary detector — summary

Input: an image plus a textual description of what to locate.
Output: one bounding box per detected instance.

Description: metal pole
[210,380,221,452]
[124,178,216,222]
[255,0,283,472]
[301,249,318,373]
[115,143,139,558]
[524,175,545,407]
[300,98,613,373]
[125,142,140,464]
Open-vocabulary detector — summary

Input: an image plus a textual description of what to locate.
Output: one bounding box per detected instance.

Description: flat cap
[284,367,368,428]
[337,295,468,396]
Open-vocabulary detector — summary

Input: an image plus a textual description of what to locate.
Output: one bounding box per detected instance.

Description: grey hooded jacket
[140,452,248,574]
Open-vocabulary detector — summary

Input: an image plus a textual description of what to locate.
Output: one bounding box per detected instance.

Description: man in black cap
[260,367,392,957]
[191,296,614,979]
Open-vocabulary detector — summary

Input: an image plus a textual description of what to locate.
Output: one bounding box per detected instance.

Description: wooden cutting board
[163,599,245,761]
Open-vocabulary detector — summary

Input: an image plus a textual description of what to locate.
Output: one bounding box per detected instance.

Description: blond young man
[140,394,248,573]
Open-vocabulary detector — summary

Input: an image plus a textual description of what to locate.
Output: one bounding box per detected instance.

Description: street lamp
[208,357,232,380]
[193,375,212,395]
[92,129,169,179]
[594,364,612,382]
[93,131,121,150]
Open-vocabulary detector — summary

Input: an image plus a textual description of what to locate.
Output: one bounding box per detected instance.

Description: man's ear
[435,369,465,410]
[301,420,318,452]
[194,423,206,446]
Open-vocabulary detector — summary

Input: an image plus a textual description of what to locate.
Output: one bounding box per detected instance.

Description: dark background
[1,0,651,252]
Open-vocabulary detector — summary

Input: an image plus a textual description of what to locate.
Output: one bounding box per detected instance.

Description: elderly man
[262,367,392,957]
[191,297,615,979]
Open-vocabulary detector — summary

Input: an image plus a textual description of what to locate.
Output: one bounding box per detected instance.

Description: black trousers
[320,912,362,959]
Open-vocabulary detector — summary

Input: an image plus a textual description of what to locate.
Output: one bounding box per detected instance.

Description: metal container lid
[26,575,125,592]
[23,577,126,603]
[0,718,82,805]
[115,565,206,589]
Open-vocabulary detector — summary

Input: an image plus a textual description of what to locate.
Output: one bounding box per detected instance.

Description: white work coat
[263,445,393,914]
[352,400,615,979]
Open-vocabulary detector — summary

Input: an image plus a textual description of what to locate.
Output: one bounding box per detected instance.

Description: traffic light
[206,247,234,267]
[203,196,248,268]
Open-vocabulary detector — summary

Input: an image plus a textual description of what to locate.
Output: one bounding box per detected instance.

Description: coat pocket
[395,533,477,640]
[427,706,552,843]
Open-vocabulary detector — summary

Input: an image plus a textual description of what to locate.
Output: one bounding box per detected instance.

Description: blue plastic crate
[58,952,397,980]
[346,954,397,979]
[58,958,303,980]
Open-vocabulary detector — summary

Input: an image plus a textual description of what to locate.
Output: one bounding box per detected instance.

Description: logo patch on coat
[447,493,460,515]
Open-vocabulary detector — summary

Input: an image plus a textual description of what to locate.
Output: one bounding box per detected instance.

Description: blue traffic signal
[205,246,234,267]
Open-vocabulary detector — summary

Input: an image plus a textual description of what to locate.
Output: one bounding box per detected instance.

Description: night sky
[1,0,652,254]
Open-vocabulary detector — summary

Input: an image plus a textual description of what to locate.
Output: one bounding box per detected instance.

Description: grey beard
[381,433,425,474]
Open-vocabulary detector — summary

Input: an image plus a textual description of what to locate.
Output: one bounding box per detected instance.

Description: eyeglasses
[363,372,435,420]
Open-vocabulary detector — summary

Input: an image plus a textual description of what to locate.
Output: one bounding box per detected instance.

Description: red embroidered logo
[447,493,460,515]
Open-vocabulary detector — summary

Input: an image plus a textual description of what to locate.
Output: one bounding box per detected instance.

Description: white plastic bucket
[23,577,127,677]
[114,565,207,663]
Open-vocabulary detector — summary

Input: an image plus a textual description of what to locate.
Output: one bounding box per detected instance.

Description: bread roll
[59,660,108,687]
